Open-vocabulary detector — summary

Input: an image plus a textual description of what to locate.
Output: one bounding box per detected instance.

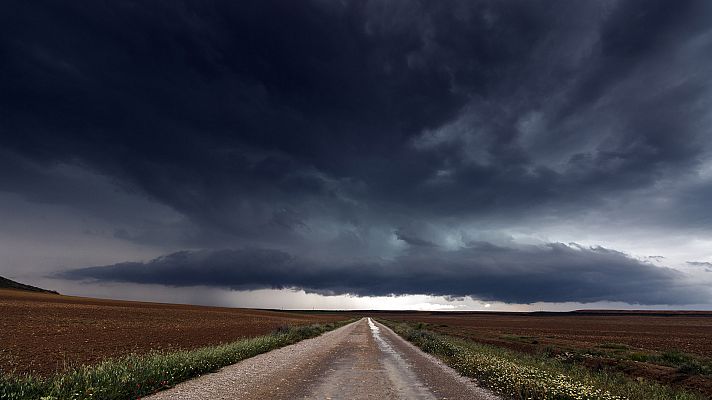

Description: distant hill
[0,276,59,294]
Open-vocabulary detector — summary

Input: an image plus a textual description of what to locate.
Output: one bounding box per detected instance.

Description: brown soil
[374,311,712,398]
[373,311,712,356]
[0,289,346,376]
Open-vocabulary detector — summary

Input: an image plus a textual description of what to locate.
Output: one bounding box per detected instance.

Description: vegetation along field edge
[0,319,355,400]
[377,319,706,400]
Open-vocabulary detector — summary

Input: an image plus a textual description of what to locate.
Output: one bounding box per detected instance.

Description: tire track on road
[147,318,498,399]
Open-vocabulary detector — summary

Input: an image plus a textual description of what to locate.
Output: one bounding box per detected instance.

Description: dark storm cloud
[58,243,709,305]
[687,262,712,267]
[2,0,711,228]
[3,1,712,304]
[394,229,437,247]
[687,262,712,273]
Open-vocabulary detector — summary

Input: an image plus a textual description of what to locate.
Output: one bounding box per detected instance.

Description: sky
[2,0,712,311]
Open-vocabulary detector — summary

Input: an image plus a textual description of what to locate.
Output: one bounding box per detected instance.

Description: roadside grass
[500,334,540,345]
[379,319,705,400]
[417,321,712,388]
[628,350,712,376]
[537,341,712,377]
[496,332,712,377]
[0,320,353,400]
[536,340,712,377]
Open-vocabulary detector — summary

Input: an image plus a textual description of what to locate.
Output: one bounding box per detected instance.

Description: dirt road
[148,318,497,399]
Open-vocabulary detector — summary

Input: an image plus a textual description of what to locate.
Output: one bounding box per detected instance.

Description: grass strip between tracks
[378,319,705,400]
[1,319,355,400]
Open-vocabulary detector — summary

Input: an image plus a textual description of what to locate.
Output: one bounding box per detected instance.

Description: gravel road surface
[147,317,498,399]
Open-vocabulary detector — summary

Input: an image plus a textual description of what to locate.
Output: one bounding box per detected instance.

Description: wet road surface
[147,318,498,399]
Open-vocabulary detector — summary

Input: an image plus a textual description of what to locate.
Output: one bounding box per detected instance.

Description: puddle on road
[367,317,396,354]
[367,318,435,399]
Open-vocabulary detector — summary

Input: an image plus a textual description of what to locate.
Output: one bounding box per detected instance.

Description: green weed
[379,319,705,400]
[0,320,352,400]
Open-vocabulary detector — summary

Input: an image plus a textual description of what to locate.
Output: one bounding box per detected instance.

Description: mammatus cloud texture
[2,0,712,306]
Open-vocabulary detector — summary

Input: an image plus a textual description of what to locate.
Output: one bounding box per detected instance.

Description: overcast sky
[2,0,712,310]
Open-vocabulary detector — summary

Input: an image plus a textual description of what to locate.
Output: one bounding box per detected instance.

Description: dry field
[0,289,345,375]
[373,310,712,356]
[375,310,712,397]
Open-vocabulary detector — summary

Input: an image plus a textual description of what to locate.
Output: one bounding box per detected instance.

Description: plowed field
[374,311,712,397]
[374,310,712,356]
[0,289,345,375]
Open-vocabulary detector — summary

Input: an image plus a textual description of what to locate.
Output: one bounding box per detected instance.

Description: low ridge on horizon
[0,276,59,295]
